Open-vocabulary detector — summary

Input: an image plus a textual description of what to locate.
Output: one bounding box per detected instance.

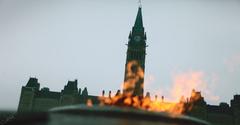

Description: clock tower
[123,6,147,97]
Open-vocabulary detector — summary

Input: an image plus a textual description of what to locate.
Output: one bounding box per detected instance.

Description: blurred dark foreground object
[0,111,15,125]
[6,105,210,125]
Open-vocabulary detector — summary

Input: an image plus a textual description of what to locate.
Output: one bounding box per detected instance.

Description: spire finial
[138,0,142,8]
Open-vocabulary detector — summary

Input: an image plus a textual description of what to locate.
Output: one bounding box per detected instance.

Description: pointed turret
[134,7,143,29]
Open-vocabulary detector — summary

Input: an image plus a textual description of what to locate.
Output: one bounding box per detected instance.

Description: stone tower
[18,78,40,112]
[123,6,147,97]
[231,95,240,125]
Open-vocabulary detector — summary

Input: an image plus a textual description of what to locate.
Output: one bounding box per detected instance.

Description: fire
[98,87,203,115]
[96,62,211,115]
[98,93,197,115]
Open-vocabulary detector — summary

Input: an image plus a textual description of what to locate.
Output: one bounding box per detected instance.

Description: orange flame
[98,62,210,115]
[98,94,191,115]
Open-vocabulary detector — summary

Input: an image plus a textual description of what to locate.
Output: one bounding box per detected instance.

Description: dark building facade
[185,90,240,125]
[17,78,99,112]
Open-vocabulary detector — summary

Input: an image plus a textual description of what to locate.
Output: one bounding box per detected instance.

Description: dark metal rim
[50,105,210,125]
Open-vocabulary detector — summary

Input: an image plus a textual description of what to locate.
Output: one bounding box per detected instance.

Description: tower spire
[133,5,143,30]
[138,0,142,8]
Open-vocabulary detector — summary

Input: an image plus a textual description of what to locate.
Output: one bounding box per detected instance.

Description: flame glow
[95,62,218,115]
[168,71,219,103]
[170,71,205,102]
[98,93,195,115]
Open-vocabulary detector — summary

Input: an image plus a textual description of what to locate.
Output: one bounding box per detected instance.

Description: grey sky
[0,0,240,110]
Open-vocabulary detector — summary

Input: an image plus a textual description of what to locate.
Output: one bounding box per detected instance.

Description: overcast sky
[0,0,240,110]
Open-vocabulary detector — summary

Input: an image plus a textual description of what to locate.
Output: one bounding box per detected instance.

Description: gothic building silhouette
[17,7,240,125]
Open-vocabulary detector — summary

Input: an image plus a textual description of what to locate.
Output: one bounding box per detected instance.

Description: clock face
[134,36,141,42]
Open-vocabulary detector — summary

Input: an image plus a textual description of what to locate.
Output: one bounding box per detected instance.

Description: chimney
[146,92,150,98]
[109,91,112,98]
[155,95,158,101]
[161,96,164,102]
[102,90,105,97]
[115,90,121,96]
